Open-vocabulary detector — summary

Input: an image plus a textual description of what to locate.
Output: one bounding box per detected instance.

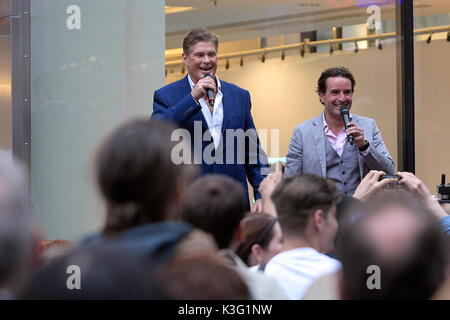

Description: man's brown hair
[316,66,356,95]
[271,173,340,236]
[183,28,219,55]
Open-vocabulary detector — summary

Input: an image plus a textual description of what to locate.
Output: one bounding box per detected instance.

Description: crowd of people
[0,116,449,300]
[0,27,449,300]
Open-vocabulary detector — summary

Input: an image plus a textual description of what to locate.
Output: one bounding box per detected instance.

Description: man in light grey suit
[285,67,394,195]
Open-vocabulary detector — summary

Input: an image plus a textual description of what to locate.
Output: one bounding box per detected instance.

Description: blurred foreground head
[158,252,250,300]
[339,191,448,299]
[0,152,34,296]
[21,245,164,300]
[182,174,246,249]
[95,119,196,234]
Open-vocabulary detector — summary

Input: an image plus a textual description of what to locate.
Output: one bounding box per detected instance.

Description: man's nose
[337,92,346,100]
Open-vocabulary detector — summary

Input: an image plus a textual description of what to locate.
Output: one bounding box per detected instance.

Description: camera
[379,174,402,189]
[437,174,450,204]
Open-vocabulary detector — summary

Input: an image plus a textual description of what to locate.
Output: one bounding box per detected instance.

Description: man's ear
[319,93,324,105]
[251,244,263,264]
[312,209,326,231]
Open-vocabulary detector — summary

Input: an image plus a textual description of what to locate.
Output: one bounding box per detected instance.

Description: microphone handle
[204,73,215,107]
[342,114,354,145]
[207,89,214,107]
[347,133,354,145]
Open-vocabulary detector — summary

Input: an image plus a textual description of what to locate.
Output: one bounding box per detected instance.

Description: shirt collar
[188,74,222,91]
[322,112,353,131]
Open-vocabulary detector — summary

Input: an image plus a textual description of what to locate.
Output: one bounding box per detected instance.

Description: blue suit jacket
[152,75,268,208]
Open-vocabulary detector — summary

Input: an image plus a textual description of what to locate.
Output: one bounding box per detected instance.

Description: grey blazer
[285,113,394,178]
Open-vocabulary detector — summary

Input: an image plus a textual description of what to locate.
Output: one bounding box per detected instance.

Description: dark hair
[339,192,448,300]
[316,66,356,95]
[157,252,250,300]
[235,213,278,265]
[183,28,219,55]
[182,174,246,249]
[95,118,196,234]
[271,174,341,237]
[21,246,165,300]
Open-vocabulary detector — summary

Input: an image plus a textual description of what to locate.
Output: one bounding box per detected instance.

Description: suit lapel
[179,75,209,129]
[220,81,228,134]
[312,114,326,176]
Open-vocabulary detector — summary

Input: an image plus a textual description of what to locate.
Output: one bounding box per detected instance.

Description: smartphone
[379,174,402,189]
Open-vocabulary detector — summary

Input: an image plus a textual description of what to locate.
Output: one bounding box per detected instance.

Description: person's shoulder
[352,113,376,124]
[317,252,342,269]
[238,264,290,299]
[265,249,298,270]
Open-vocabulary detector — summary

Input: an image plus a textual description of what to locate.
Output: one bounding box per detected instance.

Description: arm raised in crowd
[258,162,284,216]
[353,170,390,201]
[397,171,448,220]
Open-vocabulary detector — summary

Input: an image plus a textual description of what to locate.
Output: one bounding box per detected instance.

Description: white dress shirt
[188,74,224,150]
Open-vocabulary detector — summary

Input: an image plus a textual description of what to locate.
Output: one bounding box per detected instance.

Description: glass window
[414,4,450,193]
[166,0,399,199]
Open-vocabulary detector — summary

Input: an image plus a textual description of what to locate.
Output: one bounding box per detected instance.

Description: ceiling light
[165,6,195,15]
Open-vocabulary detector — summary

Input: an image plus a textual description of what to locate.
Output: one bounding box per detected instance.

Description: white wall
[30,0,165,241]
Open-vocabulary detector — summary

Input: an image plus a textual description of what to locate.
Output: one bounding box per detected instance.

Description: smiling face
[319,76,353,119]
[182,41,218,84]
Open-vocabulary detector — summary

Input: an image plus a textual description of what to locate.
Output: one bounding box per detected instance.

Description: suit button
[340,161,343,165]
[344,182,347,186]
[342,171,346,175]
[344,192,348,195]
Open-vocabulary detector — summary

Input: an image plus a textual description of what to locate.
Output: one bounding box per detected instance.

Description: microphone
[339,105,354,145]
[204,73,215,107]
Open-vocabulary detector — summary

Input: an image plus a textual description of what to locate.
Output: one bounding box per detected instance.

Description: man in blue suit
[152,28,268,211]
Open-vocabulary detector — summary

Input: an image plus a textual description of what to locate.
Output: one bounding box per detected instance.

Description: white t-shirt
[264,247,341,300]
